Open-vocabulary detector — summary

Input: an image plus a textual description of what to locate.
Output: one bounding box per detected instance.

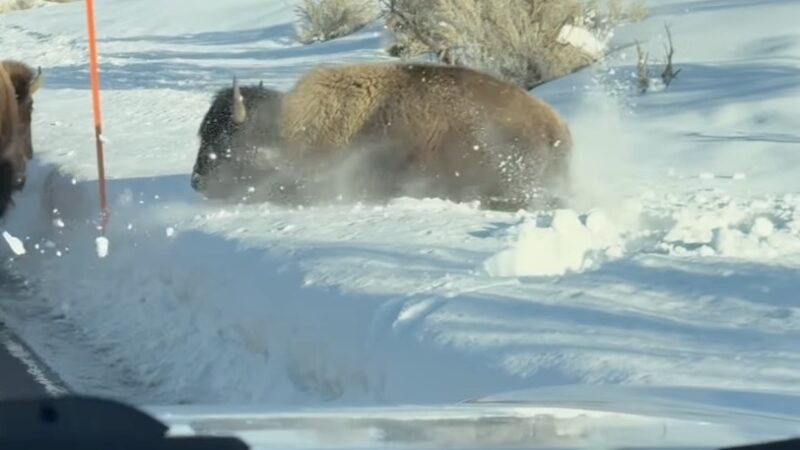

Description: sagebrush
[0,0,74,13]
[383,0,647,89]
[295,0,379,44]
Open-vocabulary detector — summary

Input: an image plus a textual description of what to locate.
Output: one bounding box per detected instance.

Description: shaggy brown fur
[193,62,572,210]
[0,66,17,156]
[0,60,41,218]
[281,63,572,209]
[2,60,40,163]
[0,63,21,219]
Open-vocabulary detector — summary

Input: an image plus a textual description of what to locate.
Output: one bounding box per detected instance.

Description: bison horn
[232,75,247,124]
[30,66,43,94]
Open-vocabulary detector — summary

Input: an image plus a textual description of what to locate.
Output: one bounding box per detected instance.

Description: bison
[190,62,572,211]
[0,60,42,219]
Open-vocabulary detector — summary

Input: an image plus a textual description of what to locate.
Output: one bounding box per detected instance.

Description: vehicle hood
[145,385,800,450]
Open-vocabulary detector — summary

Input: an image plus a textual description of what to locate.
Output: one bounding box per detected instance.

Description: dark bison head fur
[191,78,285,199]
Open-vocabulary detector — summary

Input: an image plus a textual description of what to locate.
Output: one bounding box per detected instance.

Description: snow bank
[7,169,799,407]
[654,193,800,260]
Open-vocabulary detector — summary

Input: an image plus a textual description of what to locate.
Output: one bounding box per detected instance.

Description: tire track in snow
[0,265,154,403]
[0,322,68,398]
[0,266,68,399]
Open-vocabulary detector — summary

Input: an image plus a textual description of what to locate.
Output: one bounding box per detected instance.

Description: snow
[2,231,26,256]
[558,25,607,60]
[0,1,798,446]
[0,327,68,396]
[483,210,623,277]
[95,236,109,258]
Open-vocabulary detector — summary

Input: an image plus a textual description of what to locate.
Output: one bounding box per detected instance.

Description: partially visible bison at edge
[190,62,573,211]
[0,60,42,219]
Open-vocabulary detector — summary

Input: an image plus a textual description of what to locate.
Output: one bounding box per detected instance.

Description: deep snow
[0,0,798,435]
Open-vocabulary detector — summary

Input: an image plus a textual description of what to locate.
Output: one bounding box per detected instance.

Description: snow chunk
[751,217,774,238]
[166,227,175,238]
[3,231,26,255]
[483,210,622,277]
[711,228,769,258]
[665,205,746,245]
[557,25,606,59]
[96,237,109,258]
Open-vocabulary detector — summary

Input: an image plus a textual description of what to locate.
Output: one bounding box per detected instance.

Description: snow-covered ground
[0,0,799,438]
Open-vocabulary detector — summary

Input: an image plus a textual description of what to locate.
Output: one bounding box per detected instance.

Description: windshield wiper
[722,436,800,450]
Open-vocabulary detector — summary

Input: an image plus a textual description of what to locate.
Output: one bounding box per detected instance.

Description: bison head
[2,61,42,190]
[191,77,284,198]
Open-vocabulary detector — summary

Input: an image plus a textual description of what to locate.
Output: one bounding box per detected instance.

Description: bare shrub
[581,0,647,38]
[383,0,648,90]
[636,23,680,94]
[660,23,680,87]
[603,0,648,22]
[636,41,650,93]
[625,0,650,21]
[295,0,379,45]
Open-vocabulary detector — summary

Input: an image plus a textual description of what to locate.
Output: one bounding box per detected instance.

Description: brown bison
[0,60,42,219]
[191,62,572,211]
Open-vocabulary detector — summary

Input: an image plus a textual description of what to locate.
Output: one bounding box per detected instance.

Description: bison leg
[0,159,15,220]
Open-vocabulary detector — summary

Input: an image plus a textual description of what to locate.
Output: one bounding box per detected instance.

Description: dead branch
[381,0,454,62]
[660,23,681,87]
[636,40,649,94]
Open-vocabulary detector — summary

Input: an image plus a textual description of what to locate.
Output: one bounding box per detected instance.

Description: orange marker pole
[85,0,108,233]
